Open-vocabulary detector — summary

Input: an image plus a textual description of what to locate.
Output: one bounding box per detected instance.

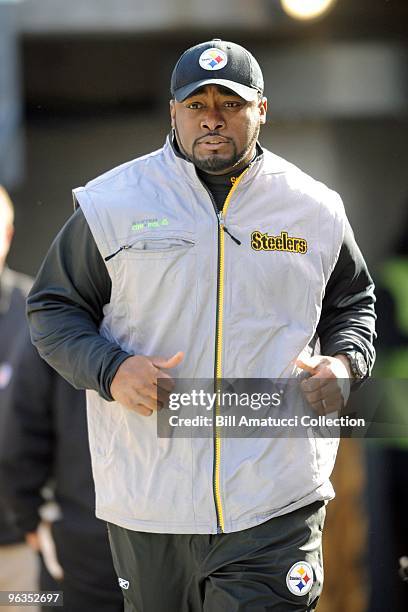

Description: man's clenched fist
[110,352,184,416]
[295,354,352,414]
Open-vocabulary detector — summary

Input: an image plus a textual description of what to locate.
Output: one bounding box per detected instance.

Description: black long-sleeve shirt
[27,166,376,401]
[0,328,106,534]
[0,267,32,544]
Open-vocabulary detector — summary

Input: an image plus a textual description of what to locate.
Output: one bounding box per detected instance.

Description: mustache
[194,133,232,145]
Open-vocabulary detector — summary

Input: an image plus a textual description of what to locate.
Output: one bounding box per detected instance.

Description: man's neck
[170,131,263,210]
[196,163,247,187]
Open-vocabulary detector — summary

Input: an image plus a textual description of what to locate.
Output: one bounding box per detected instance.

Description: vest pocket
[109,235,196,260]
[109,233,198,344]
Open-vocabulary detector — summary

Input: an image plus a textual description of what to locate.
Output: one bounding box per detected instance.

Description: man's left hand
[295,355,352,414]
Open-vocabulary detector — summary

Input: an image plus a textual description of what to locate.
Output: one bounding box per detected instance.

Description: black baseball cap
[171,39,264,102]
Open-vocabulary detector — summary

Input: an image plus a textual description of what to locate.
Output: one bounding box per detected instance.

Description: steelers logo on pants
[286,561,314,596]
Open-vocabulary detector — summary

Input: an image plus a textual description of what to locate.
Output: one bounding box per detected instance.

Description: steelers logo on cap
[286,562,314,596]
[199,48,228,71]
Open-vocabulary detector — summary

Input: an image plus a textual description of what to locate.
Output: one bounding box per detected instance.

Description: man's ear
[169,99,176,128]
[259,96,267,125]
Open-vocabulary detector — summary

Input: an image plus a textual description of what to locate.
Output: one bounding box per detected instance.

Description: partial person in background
[365,214,408,611]
[0,328,124,612]
[0,185,39,612]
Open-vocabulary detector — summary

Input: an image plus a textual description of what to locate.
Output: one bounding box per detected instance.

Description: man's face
[170,85,267,174]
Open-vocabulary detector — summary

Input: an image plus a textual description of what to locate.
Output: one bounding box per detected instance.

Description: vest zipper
[222,225,241,245]
[104,245,131,262]
[200,168,250,534]
[198,183,224,533]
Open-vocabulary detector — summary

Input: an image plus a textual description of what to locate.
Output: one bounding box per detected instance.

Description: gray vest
[74,136,345,534]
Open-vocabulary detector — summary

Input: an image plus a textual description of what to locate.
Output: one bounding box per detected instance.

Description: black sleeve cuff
[100,351,132,401]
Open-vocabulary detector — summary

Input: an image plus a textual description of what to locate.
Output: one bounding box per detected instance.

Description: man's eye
[224,101,243,108]
[186,102,203,109]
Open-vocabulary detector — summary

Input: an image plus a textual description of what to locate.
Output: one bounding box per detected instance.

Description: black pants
[40,521,124,612]
[107,501,326,612]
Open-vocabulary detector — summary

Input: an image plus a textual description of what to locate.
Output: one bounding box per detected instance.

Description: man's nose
[201,108,225,132]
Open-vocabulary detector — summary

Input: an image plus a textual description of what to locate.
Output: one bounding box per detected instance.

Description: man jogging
[27,39,376,611]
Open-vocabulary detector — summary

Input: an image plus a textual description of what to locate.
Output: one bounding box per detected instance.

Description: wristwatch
[343,351,368,380]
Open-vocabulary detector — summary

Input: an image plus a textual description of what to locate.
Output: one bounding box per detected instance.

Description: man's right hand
[110,352,184,416]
